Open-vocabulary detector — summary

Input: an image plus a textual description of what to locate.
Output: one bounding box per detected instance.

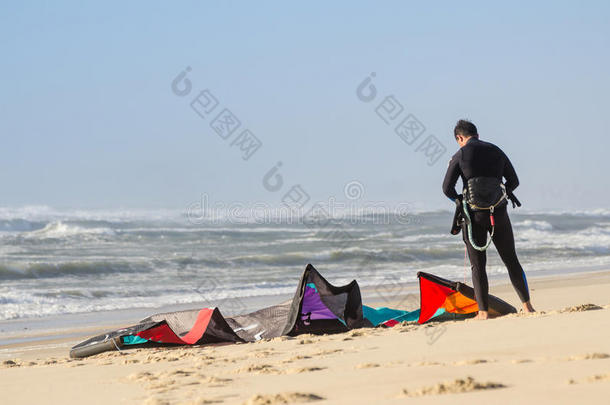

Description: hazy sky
[1,1,608,212]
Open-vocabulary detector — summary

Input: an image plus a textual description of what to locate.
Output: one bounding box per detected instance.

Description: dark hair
[454,119,478,139]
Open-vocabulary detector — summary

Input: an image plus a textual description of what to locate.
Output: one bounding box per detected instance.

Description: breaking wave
[25,221,116,239]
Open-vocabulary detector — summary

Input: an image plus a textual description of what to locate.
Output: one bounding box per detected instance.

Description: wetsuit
[442,137,530,311]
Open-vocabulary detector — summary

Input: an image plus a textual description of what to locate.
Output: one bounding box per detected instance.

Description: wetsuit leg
[462,211,491,311]
[491,208,530,303]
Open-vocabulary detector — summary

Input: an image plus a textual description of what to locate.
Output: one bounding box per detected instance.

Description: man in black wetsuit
[442,120,535,319]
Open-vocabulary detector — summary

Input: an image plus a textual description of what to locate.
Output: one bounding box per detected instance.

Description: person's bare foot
[474,310,489,320]
[522,301,535,313]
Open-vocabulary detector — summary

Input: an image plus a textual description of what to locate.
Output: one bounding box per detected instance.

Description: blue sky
[1,1,608,211]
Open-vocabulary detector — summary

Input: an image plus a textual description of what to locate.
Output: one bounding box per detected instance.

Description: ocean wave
[0,219,47,233]
[0,291,204,321]
[515,225,610,253]
[123,226,312,234]
[0,260,143,280]
[518,208,610,217]
[216,246,459,268]
[513,220,553,231]
[0,282,299,321]
[0,205,186,223]
[23,221,116,239]
[395,233,454,243]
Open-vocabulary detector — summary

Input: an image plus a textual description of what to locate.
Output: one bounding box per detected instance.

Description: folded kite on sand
[417,272,517,323]
[70,264,516,358]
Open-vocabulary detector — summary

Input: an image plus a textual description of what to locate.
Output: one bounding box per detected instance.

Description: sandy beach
[2,270,609,405]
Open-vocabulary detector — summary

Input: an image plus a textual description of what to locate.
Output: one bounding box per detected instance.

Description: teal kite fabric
[363,305,446,326]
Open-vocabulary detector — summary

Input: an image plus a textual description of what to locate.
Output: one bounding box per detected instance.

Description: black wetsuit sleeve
[502,153,519,193]
[442,153,461,201]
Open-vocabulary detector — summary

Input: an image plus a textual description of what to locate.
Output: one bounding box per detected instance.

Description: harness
[462,180,508,252]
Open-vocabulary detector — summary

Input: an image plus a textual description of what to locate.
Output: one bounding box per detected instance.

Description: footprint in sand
[180,397,224,404]
[569,373,610,385]
[234,364,279,375]
[398,324,420,333]
[400,376,506,397]
[250,350,276,359]
[95,352,126,360]
[143,397,170,405]
[176,375,232,388]
[347,330,367,338]
[129,369,232,391]
[146,354,179,363]
[567,353,610,361]
[284,366,326,374]
[587,374,610,383]
[243,392,324,405]
[560,303,603,313]
[511,359,533,364]
[148,380,178,392]
[225,355,249,362]
[4,359,43,368]
[410,361,443,367]
[202,376,233,387]
[312,349,342,356]
[355,363,380,369]
[453,359,494,366]
[128,371,157,382]
[167,370,196,377]
[281,355,312,363]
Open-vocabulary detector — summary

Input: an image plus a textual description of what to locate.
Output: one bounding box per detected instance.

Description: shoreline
[2,264,610,347]
[2,266,610,359]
